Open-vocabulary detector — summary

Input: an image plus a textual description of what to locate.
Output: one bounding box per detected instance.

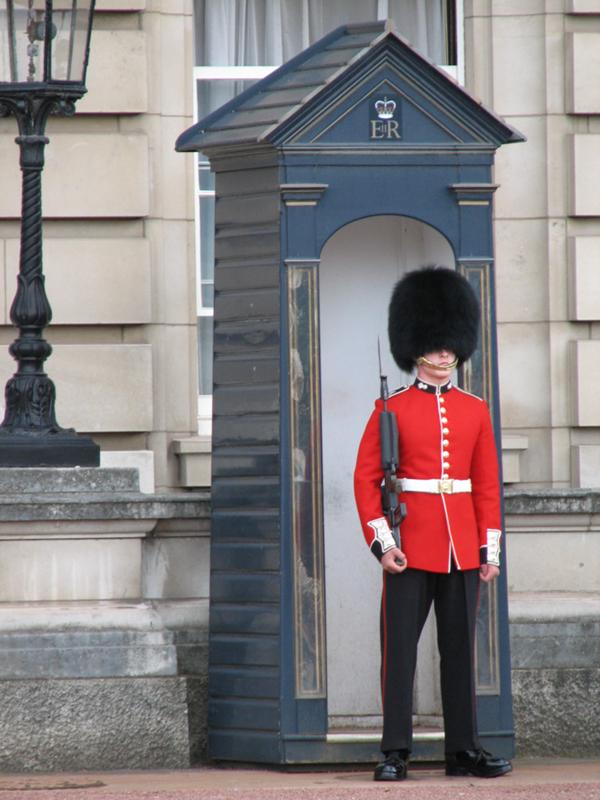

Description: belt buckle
[439,478,454,494]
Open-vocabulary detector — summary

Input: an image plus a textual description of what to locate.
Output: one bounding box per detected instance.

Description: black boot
[445,749,512,778]
[373,750,409,781]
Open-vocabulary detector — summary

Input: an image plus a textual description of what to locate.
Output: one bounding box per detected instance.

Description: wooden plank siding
[209,160,284,753]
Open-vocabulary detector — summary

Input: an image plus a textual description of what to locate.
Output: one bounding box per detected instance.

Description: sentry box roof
[177,20,524,155]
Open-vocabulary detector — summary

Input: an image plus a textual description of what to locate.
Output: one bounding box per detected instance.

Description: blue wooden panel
[210,603,280,636]
[213,385,279,415]
[213,319,280,354]
[216,193,281,225]
[211,510,279,541]
[211,542,280,572]
[209,730,282,763]
[210,666,280,699]
[212,414,279,447]
[212,448,279,478]
[215,227,279,260]
[214,288,280,322]
[211,476,279,509]
[209,698,280,731]
[210,634,280,667]
[458,205,494,259]
[213,356,279,386]
[214,263,279,292]
[210,573,280,604]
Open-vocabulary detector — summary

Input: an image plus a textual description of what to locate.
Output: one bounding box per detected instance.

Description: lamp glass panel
[0,2,46,83]
[0,1,92,84]
[50,0,92,82]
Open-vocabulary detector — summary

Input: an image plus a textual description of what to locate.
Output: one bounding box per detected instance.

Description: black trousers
[380,566,481,755]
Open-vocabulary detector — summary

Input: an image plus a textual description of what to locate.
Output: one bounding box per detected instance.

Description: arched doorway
[319,215,454,732]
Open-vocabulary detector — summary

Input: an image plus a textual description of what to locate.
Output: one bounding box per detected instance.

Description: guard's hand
[381,548,408,574]
[479,564,499,583]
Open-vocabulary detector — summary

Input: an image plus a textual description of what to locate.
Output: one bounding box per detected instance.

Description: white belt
[399,478,472,495]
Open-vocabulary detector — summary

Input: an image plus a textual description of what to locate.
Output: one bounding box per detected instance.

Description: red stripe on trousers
[381,572,387,706]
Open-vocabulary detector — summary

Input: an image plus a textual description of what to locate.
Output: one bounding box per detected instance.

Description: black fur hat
[388,266,480,373]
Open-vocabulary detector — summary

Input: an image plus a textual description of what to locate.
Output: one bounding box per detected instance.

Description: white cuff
[368,517,397,553]
[487,528,502,567]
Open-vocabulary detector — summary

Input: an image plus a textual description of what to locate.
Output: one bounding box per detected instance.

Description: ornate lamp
[0,0,99,466]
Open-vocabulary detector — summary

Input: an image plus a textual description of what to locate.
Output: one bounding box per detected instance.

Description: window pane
[199,195,215,287]
[201,282,214,307]
[320,0,378,35]
[388,0,447,64]
[194,0,452,67]
[198,162,215,191]
[197,315,214,395]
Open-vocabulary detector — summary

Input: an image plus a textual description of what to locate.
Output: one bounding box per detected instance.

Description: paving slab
[0,759,598,800]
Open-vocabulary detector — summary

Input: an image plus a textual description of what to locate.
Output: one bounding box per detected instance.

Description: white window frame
[193,65,279,317]
[194,66,277,431]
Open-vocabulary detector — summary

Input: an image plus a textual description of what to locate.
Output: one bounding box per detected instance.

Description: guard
[353,266,512,781]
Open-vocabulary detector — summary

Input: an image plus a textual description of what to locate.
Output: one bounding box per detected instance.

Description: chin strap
[416,356,459,370]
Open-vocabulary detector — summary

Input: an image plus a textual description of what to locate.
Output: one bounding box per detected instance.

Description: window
[193,68,275,433]
[193,1,463,431]
[194,1,461,72]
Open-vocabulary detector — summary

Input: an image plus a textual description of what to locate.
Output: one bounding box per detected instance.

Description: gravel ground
[0,761,597,800]
[0,785,599,800]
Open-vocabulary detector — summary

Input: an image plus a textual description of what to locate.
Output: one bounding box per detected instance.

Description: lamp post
[0,0,99,466]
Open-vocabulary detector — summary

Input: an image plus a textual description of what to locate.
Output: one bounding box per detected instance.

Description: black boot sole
[446,764,512,778]
[373,772,407,781]
[374,763,408,781]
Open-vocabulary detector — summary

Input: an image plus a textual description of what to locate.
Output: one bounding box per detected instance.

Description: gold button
[443,439,449,446]
[439,397,445,405]
[443,450,449,458]
[442,473,449,479]
[441,416,448,423]
[443,427,449,434]
[443,461,450,469]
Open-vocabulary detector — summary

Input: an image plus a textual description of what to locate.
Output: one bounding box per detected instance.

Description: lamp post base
[0,431,100,467]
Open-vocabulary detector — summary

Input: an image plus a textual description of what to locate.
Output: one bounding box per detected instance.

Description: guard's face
[417,349,457,381]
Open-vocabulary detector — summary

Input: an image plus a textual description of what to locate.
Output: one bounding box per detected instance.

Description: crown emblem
[374,97,396,119]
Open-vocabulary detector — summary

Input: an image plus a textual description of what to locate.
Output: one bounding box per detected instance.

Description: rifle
[378,340,407,565]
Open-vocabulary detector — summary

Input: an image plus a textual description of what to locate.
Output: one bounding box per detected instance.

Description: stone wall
[510,593,600,757]
[506,490,600,757]
[0,467,210,771]
[465,0,600,490]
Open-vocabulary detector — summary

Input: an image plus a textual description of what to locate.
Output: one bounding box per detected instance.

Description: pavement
[0,759,598,800]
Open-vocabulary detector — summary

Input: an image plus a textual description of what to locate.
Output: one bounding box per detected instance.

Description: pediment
[270,43,515,149]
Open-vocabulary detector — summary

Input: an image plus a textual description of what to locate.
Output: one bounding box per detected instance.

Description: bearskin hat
[388,266,480,373]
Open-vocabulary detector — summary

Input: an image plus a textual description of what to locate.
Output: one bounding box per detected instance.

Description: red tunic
[354,379,502,573]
